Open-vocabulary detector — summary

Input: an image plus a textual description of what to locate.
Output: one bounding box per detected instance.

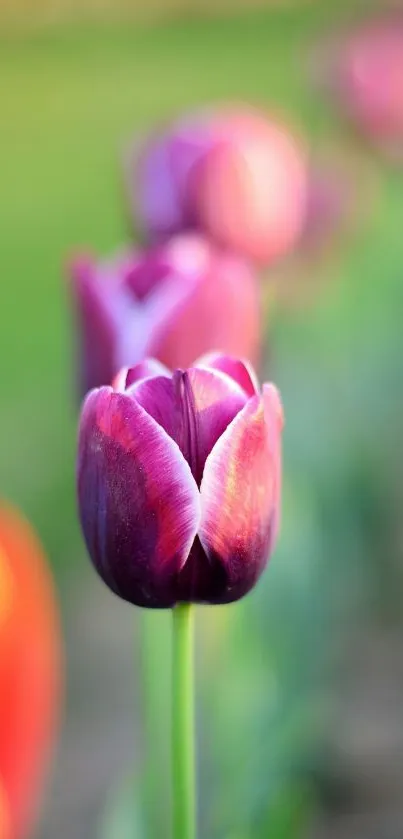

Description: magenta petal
[69,256,119,394]
[195,352,259,396]
[198,386,283,604]
[132,367,247,484]
[263,383,283,546]
[113,360,171,392]
[149,248,262,371]
[134,122,213,238]
[130,375,179,443]
[124,359,171,388]
[136,134,185,236]
[77,388,200,607]
[184,367,247,481]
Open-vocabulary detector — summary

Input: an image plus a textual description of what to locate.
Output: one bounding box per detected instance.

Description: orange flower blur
[0,504,61,839]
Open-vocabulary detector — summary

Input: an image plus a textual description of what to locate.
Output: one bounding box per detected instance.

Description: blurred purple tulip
[126,112,214,237]
[77,355,283,608]
[69,234,261,396]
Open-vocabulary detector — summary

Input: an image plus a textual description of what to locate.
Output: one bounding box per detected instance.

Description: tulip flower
[0,503,60,839]
[69,234,261,396]
[192,107,307,265]
[321,17,403,159]
[0,785,10,839]
[77,354,283,609]
[129,105,307,266]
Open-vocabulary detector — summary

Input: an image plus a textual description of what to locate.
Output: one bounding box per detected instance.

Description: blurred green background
[1,1,403,837]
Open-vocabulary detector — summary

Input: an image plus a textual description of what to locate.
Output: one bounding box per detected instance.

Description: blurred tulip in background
[192,107,307,265]
[129,104,307,265]
[322,14,403,161]
[69,234,261,396]
[0,503,60,839]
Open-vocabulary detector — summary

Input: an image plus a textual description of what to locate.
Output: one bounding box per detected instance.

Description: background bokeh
[1,1,403,837]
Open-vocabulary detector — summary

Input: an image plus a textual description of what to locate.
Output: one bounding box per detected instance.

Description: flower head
[0,503,60,839]
[129,104,307,266]
[319,16,403,159]
[69,234,261,396]
[77,355,283,608]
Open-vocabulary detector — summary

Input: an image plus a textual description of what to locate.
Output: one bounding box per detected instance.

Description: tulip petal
[77,388,201,607]
[130,375,179,443]
[198,386,283,604]
[0,503,60,839]
[0,782,10,839]
[113,360,171,392]
[69,256,120,393]
[136,134,184,236]
[149,249,261,371]
[184,367,248,480]
[263,383,284,545]
[195,352,259,396]
[132,367,247,484]
[135,124,213,237]
[69,252,153,394]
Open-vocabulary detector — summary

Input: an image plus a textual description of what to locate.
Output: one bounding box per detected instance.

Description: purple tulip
[69,234,261,396]
[77,355,283,608]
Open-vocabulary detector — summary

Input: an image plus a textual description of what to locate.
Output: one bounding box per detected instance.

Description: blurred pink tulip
[0,503,60,839]
[192,107,307,265]
[69,234,261,396]
[128,105,307,266]
[322,16,403,157]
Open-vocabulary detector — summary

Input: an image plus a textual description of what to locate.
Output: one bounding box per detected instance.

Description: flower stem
[172,603,196,839]
[141,610,171,837]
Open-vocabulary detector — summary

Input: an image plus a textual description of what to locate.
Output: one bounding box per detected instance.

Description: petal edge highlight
[198,389,282,603]
[195,352,259,396]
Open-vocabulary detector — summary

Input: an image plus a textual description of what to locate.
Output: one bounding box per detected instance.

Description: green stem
[141,610,171,837]
[172,603,196,839]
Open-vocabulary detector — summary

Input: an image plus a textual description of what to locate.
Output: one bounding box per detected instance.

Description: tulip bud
[130,105,307,266]
[192,107,307,265]
[77,355,283,608]
[321,17,403,157]
[0,503,60,839]
[0,783,10,839]
[69,234,261,396]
